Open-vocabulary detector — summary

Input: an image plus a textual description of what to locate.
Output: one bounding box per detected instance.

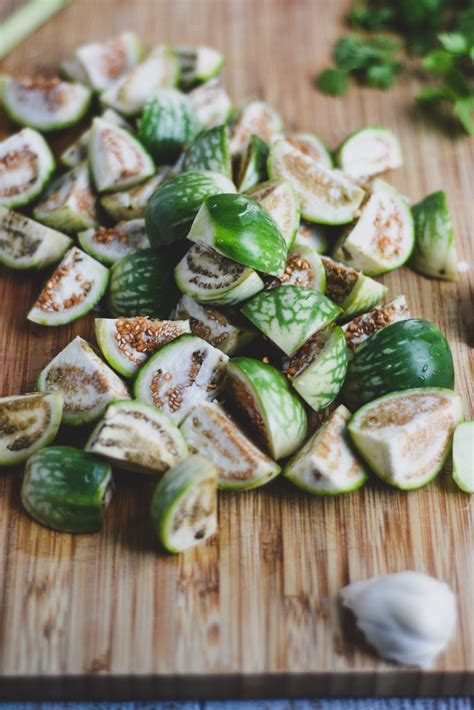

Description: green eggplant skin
[410,191,458,281]
[108,248,179,318]
[145,171,235,247]
[182,125,232,177]
[21,446,112,533]
[343,319,455,411]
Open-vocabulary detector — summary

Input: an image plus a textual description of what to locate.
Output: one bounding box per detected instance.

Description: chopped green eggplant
[60,108,132,168]
[242,285,340,356]
[229,100,283,155]
[101,169,169,221]
[294,221,329,254]
[27,247,109,326]
[0,392,63,467]
[246,179,300,249]
[89,117,154,192]
[86,399,188,474]
[333,179,414,276]
[134,334,228,425]
[187,193,287,277]
[321,256,387,319]
[226,356,307,459]
[235,135,269,192]
[181,401,280,490]
[21,446,112,532]
[284,405,367,495]
[150,454,218,553]
[182,125,231,177]
[343,295,410,354]
[137,88,201,164]
[336,126,402,180]
[452,421,474,494]
[268,138,365,225]
[78,219,149,265]
[0,207,72,270]
[283,326,348,411]
[33,162,97,233]
[108,248,178,318]
[410,191,458,281]
[176,45,225,89]
[1,75,91,131]
[287,132,333,168]
[188,79,233,129]
[172,294,255,354]
[0,128,55,208]
[175,243,264,306]
[145,170,235,247]
[343,319,455,411]
[101,44,180,115]
[349,388,462,489]
[273,243,326,291]
[95,316,190,378]
[37,335,129,425]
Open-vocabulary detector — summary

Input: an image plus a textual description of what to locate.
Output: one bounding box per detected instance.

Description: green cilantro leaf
[316,68,349,96]
[438,33,469,55]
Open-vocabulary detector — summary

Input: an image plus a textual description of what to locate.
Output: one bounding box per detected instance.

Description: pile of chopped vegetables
[0,34,471,555]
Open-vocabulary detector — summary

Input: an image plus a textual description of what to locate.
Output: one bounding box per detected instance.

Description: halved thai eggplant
[229,100,284,155]
[175,243,264,306]
[33,162,97,234]
[294,221,329,254]
[145,170,235,247]
[187,193,287,277]
[181,401,280,490]
[333,179,414,276]
[176,45,224,89]
[235,134,269,192]
[245,179,300,249]
[241,285,341,356]
[188,79,233,129]
[283,326,348,411]
[95,316,190,378]
[86,399,188,474]
[60,108,132,168]
[27,247,109,326]
[0,392,63,467]
[37,335,129,425]
[321,256,387,319]
[452,421,474,494]
[336,126,402,180]
[134,334,228,425]
[284,405,367,495]
[410,191,458,281]
[108,248,178,318]
[21,446,112,532]
[268,138,365,225]
[62,32,142,92]
[1,76,91,131]
[172,294,255,355]
[150,454,218,553]
[78,219,149,265]
[226,357,307,459]
[0,207,72,270]
[137,88,201,164]
[343,295,410,354]
[274,243,326,291]
[89,117,154,192]
[348,388,463,489]
[101,169,169,221]
[182,125,231,177]
[287,132,333,168]
[0,128,55,208]
[101,44,180,115]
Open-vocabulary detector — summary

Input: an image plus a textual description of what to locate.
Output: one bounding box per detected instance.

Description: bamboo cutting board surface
[0,0,473,700]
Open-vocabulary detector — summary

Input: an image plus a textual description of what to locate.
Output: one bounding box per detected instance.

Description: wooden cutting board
[0,0,473,700]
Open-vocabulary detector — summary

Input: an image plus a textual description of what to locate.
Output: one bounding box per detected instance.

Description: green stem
[0,0,71,60]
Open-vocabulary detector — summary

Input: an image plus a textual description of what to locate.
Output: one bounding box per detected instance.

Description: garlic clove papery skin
[340,571,457,669]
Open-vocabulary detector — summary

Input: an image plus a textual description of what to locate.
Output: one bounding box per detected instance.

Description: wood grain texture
[0,0,473,700]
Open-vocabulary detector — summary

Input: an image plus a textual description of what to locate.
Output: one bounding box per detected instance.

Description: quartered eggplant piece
[343,295,410,354]
[37,336,129,425]
[86,399,188,474]
[101,169,169,221]
[181,401,280,490]
[452,421,474,494]
[294,220,329,255]
[0,207,72,270]
[60,108,132,168]
[78,219,149,265]
[271,243,326,291]
[33,162,97,234]
[287,132,333,168]
[245,179,300,249]
[410,191,459,281]
[336,126,402,180]
[182,125,232,178]
[235,134,269,192]
[134,334,228,425]
[321,256,387,319]
[176,45,224,89]
[229,100,283,155]
[0,128,55,209]
[188,79,233,129]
